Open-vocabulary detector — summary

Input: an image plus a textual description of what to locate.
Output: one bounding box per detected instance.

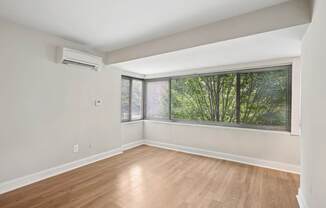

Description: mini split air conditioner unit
[57,47,103,71]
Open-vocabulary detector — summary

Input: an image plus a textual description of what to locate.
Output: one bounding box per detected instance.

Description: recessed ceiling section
[105,0,310,64]
[113,24,308,75]
[0,0,290,51]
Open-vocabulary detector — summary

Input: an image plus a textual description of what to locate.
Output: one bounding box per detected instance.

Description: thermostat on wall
[95,99,103,106]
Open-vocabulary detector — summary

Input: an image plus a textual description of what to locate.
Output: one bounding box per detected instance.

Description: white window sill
[121,120,144,125]
[143,120,295,136]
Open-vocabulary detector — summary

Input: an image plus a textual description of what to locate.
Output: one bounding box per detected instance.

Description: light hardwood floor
[0,145,299,208]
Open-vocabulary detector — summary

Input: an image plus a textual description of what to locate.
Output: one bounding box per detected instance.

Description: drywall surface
[144,120,300,170]
[300,0,326,207]
[106,0,310,64]
[121,121,144,145]
[0,19,122,183]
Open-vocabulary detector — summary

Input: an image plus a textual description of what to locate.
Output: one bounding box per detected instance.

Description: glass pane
[146,81,170,119]
[218,74,237,123]
[171,74,236,123]
[131,79,143,120]
[121,78,130,121]
[239,67,290,130]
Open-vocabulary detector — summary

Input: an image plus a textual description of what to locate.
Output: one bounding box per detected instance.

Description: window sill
[121,120,144,125]
[143,120,294,136]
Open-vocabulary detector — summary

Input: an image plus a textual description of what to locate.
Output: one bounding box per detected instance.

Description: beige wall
[300,0,326,207]
[0,19,122,183]
[121,121,144,145]
[145,120,300,172]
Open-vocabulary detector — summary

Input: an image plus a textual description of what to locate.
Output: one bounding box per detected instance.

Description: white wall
[145,121,300,172]
[121,121,144,145]
[0,19,122,183]
[300,0,326,207]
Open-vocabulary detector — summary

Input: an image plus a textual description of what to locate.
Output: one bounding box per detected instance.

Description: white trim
[0,147,123,195]
[120,69,145,79]
[121,120,144,125]
[121,140,145,151]
[144,140,300,174]
[145,57,298,79]
[297,188,309,208]
[143,120,292,135]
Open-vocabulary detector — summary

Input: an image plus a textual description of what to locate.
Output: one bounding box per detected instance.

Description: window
[146,80,170,120]
[122,65,292,131]
[121,78,130,121]
[171,73,237,124]
[170,66,291,130]
[239,68,291,130]
[131,79,143,120]
[121,76,144,122]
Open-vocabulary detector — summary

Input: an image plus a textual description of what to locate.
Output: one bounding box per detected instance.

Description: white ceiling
[114,24,308,75]
[0,0,289,51]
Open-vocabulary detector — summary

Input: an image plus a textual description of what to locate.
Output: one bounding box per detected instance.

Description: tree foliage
[240,70,289,126]
[171,69,290,129]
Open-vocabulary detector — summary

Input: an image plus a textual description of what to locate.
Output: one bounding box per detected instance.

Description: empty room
[0,0,325,207]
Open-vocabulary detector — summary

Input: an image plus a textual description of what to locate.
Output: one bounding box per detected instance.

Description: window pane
[239,67,291,130]
[146,81,170,119]
[121,78,130,121]
[131,79,143,120]
[218,74,237,123]
[171,74,236,123]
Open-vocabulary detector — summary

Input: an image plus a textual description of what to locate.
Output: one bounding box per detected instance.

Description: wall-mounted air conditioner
[57,47,103,71]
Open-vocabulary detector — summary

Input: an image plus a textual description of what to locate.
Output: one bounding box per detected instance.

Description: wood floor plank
[0,145,299,208]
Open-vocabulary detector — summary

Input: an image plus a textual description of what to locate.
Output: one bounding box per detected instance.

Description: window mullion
[287,69,292,131]
[168,78,171,121]
[129,78,132,121]
[236,73,241,124]
[143,81,146,120]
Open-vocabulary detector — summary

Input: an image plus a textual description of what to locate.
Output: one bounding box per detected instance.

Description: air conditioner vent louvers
[62,60,97,68]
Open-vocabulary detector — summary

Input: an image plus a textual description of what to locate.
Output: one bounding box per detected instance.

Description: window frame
[121,75,145,122]
[145,65,292,132]
[121,65,292,132]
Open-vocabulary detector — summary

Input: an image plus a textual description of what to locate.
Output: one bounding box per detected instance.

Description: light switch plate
[73,144,79,153]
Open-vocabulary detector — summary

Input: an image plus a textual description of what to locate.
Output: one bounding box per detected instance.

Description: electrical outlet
[73,144,79,153]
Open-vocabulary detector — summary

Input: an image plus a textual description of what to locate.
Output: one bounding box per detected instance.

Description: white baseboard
[144,140,300,174]
[0,147,123,195]
[121,140,145,151]
[297,188,309,208]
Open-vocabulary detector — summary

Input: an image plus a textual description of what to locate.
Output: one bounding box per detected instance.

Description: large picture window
[170,66,291,130]
[122,65,292,131]
[121,76,144,122]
